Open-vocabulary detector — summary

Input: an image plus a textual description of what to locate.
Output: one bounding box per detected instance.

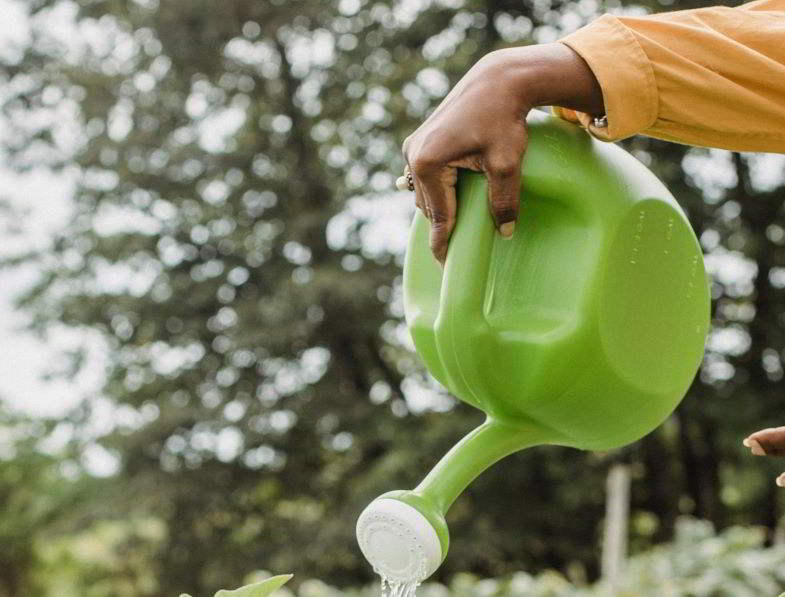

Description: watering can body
[404,112,709,451]
[357,113,710,583]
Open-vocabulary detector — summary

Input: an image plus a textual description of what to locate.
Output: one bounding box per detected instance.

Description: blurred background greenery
[1,0,785,595]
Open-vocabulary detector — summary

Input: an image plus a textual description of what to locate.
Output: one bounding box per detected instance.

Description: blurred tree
[0,409,88,597]
[2,0,785,595]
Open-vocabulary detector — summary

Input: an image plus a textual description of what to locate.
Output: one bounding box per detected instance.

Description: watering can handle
[438,171,498,315]
[439,114,596,323]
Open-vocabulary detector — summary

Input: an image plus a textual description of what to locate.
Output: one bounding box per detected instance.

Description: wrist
[485,43,605,118]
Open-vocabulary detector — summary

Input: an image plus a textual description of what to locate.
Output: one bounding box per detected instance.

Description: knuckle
[410,130,447,175]
[431,210,454,230]
[429,236,446,256]
[487,158,519,178]
[410,153,439,174]
[429,211,452,227]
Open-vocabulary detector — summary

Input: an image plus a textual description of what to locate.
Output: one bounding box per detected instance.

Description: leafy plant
[181,574,292,597]
[207,520,785,596]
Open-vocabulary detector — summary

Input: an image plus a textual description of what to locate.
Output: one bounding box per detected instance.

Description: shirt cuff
[558,14,659,141]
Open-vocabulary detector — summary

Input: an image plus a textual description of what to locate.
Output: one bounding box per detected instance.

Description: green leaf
[214,574,293,597]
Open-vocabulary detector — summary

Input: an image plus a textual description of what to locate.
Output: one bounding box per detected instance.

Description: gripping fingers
[484,129,526,237]
[413,163,457,264]
[413,177,427,216]
[413,179,431,220]
[486,157,521,238]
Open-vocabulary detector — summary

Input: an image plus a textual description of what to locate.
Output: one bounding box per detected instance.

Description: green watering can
[356,113,710,583]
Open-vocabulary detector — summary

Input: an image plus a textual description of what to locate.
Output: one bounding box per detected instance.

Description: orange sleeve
[554,0,785,153]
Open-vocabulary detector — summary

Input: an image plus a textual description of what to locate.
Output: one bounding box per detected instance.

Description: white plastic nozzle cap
[356,498,442,584]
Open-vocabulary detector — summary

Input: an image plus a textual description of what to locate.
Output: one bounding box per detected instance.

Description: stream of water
[380,575,420,597]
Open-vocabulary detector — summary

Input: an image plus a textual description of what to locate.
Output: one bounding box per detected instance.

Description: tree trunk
[601,462,631,592]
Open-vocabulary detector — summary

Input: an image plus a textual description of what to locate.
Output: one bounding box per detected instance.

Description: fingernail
[743,438,751,448]
[776,474,785,487]
[749,439,766,456]
[500,222,515,238]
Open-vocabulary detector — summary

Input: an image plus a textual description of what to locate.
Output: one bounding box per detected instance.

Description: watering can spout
[356,418,553,583]
[414,417,553,512]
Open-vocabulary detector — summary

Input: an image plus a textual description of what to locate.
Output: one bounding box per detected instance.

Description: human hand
[399,42,604,264]
[743,427,785,487]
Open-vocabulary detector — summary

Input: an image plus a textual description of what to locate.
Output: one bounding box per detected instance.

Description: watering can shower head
[356,497,443,584]
[357,112,710,582]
